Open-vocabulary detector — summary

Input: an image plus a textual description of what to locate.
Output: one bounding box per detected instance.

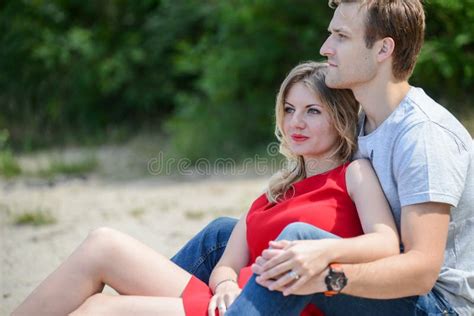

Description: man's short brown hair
[329,0,425,81]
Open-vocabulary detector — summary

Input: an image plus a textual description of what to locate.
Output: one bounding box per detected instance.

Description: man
[172,1,474,315]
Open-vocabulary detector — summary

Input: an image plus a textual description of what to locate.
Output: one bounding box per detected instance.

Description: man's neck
[353,80,411,135]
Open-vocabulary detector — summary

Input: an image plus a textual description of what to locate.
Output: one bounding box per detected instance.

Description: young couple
[14,1,473,315]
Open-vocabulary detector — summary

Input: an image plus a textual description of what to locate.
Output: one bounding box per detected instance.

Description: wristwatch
[324,263,347,296]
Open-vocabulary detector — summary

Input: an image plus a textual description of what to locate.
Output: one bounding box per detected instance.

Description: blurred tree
[0,0,208,149]
[413,0,474,109]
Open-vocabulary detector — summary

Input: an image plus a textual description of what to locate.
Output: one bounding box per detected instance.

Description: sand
[1,168,267,315]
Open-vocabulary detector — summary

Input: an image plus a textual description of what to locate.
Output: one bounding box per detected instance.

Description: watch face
[330,272,347,291]
[325,266,348,294]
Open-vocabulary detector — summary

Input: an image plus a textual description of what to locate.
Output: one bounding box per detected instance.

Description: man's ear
[377,37,395,62]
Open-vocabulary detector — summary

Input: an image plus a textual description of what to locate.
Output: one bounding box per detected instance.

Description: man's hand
[256,266,328,296]
[252,239,334,295]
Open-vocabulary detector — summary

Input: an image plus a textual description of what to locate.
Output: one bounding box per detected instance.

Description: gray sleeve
[393,122,470,208]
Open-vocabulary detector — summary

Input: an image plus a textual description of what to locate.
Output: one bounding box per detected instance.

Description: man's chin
[325,77,345,89]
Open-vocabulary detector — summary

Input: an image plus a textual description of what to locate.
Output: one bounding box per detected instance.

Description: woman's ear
[377,37,395,62]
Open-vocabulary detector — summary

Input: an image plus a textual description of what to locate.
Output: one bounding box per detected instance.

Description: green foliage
[129,207,146,218]
[35,155,98,178]
[185,210,206,220]
[413,0,474,109]
[0,0,206,149]
[14,208,57,226]
[0,150,21,178]
[0,129,21,178]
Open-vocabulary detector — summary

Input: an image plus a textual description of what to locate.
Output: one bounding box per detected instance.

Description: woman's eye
[308,108,321,114]
[284,107,294,113]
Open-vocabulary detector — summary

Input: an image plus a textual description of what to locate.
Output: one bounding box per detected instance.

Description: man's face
[320,3,379,89]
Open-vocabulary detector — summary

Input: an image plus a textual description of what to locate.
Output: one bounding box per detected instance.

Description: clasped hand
[251,239,331,296]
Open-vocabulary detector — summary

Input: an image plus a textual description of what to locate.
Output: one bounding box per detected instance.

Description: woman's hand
[252,239,334,295]
[208,281,241,316]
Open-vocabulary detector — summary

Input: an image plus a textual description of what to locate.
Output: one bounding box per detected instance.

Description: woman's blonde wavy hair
[266,61,359,203]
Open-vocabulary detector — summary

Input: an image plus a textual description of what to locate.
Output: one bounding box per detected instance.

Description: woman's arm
[328,158,400,263]
[207,213,249,315]
[208,212,249,290]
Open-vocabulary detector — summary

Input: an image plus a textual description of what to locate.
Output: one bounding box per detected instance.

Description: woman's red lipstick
[291,134,309,142]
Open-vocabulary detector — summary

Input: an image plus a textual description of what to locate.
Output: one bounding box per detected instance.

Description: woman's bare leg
[70,293,185,316]
[13,227,192,316]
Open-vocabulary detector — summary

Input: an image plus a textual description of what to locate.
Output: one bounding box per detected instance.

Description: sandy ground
[0,143,269,315]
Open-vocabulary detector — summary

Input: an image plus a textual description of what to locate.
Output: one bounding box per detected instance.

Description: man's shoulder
[400,87,449,125]
[395,87,472,149]
[356,87,472,158]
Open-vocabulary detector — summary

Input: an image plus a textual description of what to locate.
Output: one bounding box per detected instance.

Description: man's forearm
[329,231,399,264]
[341,250,438,299]
[338,203,450,299]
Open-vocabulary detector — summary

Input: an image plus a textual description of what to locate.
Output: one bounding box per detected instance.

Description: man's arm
[338,202,450,298]
[256,202,450,297]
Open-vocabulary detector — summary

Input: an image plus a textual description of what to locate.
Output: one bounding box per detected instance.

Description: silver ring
[218,303,226,310]
[288,270,300,280]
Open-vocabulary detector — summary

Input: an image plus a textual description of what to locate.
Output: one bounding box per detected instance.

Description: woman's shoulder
[346,159,373,175]
[345,159,377,196]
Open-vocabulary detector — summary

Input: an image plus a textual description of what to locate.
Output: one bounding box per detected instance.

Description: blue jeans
[171,218,456,315]
[170,216,238,284]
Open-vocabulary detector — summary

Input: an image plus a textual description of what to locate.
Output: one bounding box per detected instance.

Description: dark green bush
[414,0,474,110]
[0,0,208,149]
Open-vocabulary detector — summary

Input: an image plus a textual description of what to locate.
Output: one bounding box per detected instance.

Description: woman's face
[282,82,339,161]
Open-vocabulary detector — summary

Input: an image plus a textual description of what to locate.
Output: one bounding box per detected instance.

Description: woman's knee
[277,222,335,241]
[85,227,122,249]
[82,227,125,269]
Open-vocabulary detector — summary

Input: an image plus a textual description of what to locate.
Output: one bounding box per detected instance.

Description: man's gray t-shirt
[354,87,473,315]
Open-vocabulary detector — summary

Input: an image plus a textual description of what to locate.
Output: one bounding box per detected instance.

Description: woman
[13,62,399,316]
